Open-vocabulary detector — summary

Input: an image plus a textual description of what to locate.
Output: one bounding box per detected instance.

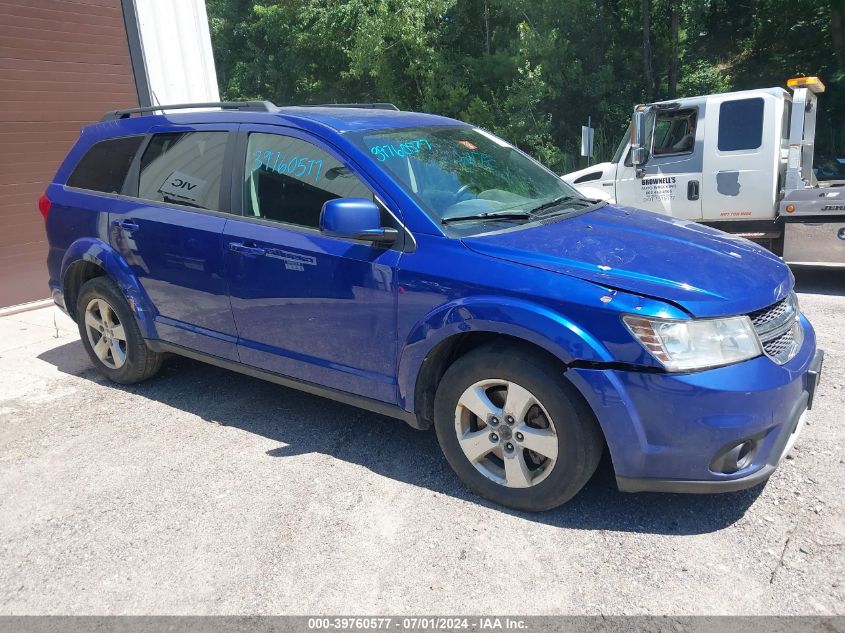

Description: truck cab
[564,77,845,265]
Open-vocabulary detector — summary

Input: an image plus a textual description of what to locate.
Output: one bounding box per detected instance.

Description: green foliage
[208,0,845,170]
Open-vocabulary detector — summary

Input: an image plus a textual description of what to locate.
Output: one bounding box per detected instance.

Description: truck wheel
[433,344,603,511]
[76,276,163,384]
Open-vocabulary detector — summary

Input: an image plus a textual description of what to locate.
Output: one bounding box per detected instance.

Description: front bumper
[567,316,823,494]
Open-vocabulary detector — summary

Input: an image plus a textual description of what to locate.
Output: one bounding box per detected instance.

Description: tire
[75,276,163,384]
[433,343,603,511]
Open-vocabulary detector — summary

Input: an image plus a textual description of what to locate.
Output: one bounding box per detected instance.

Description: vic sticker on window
[252,150,324,182]
[158,170,206,205]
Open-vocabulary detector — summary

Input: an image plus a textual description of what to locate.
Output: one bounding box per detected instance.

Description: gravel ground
[0,268,842,615]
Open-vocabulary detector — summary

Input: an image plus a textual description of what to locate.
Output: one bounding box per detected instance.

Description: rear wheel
[76,276,162,384]
[434,344,603,511]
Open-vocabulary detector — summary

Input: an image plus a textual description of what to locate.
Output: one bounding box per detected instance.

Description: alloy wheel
[84,298,128,370]
[454,379,558,488]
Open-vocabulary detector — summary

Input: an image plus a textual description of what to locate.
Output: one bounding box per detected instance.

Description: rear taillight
[38,194,51,220]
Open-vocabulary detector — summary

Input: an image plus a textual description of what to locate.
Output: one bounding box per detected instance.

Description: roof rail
[302,103,400,111]
[99,100,278,122]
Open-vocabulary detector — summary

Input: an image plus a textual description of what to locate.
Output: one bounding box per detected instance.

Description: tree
[207,0,845,167]
[642,0,656,101]
[668,3,680,99]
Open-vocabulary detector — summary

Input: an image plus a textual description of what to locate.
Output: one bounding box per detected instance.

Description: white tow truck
[562,76,845,265]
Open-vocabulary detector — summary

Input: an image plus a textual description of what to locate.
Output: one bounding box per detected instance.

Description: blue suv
[43,101,824,511]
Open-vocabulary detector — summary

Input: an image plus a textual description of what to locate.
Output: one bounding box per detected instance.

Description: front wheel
[433,344,603,511]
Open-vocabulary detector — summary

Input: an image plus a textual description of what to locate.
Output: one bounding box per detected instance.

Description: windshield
[347,125,592,235]
[612,123,630,164]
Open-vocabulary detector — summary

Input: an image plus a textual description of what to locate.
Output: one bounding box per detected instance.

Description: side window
[781,100,791,144]
[66,136,144,193]
[652,109,697,156]
[137,132,228,210]
[244,132,371,228]
[718,98,764,152]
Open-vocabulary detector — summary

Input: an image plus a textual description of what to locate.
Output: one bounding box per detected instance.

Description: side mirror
[630,146,649,166]
[630,109,650,171]
[320,198,398,246]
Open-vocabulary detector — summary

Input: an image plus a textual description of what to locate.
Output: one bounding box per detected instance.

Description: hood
[462,204,793,317]
[561,163,616,202]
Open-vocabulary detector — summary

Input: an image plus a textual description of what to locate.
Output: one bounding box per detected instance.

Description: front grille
[748,293,802,365]
[763,327,795,357]
[748,298,791,332]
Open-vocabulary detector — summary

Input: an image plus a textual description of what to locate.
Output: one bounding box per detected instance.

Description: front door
[109,126,239,360]
[615,106,704,220]
[223,126,401,403]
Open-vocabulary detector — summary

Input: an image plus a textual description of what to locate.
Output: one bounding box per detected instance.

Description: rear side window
[138,132,228,210]
[718,98,764,151]
[66,136,143,193]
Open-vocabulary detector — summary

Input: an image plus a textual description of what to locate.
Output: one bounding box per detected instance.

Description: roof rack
[302,103,400,111]
[100,100,278,122]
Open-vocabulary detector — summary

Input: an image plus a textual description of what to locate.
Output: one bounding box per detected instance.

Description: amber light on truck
[787,76,825,94]
[623,315,763,372]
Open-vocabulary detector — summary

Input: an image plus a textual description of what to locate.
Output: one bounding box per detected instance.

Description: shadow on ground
[792,266,845,296]
[38,340,764,536]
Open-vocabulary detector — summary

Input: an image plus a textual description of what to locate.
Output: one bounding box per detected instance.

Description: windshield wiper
[529,195,600,216]
[441,195,604,225]
[441,210,533,225]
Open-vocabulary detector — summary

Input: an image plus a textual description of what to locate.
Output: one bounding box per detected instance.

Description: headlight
[623,314,762,372]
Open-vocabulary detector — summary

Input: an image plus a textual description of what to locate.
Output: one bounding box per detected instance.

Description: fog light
[711,439,759,474]
[734,441,754,470]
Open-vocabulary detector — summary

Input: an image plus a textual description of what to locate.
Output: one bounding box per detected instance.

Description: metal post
[785,88,818,192]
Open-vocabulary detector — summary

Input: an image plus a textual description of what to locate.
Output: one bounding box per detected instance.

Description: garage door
[0,0,139,307]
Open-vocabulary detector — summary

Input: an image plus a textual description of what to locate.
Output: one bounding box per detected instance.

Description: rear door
[109,124,240,360]
[615,106,704,220]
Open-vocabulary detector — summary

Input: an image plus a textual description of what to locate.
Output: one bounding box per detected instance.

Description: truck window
[718,98,764,152]
[611,124,630,164]
[781,100,791,145]
[652,109,697,156]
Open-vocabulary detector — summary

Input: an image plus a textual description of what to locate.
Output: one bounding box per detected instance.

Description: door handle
[688,180,700,201]
[114,219,139,232]
[228,242,266,256]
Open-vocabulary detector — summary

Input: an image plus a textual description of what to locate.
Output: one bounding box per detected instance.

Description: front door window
[244,132,371,227]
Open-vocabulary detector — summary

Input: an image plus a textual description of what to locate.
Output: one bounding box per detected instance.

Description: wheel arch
[63,260,106,321]
[400,296,613,429]
[60,238,158,338]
